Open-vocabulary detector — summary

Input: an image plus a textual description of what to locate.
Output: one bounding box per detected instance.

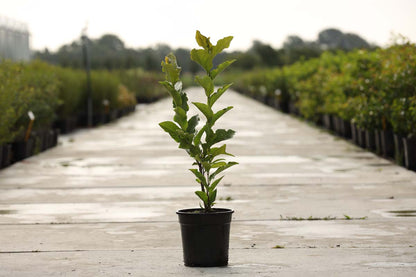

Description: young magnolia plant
[159,31,237,212]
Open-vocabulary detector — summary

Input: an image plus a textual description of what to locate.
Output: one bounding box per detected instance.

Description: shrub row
[231,42,416,170]
[0,60,166,168]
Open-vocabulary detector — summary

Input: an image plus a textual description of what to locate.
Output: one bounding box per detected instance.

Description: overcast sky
[2,0,416,51]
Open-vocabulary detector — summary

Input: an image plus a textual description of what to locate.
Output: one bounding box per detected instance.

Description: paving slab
[0,88,415,276]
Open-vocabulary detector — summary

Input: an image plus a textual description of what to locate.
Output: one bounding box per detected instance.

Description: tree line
[35,28,375,72]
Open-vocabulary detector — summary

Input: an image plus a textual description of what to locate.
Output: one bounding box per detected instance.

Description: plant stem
[206,170,211,212]
[197,162,205,193]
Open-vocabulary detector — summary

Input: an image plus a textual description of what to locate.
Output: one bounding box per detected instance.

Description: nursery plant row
[0,60,167,169]
[229,42,416,171]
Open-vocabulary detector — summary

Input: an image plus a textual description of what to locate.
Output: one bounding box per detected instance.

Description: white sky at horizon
[1,0,416,51]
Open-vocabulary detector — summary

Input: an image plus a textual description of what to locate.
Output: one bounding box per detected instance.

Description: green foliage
[0,59,140,144]
[159,31,238,212]
[88,70,120,112]
[55,67,85,118]
[0,61,26,144]
[118,69,167,103]
[231,42,416,137]
[0,60,60,142]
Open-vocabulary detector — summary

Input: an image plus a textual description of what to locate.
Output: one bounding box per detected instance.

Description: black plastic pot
[288,101,299,116]
[350,122,357,144]
[341,119,352,139]
[375,130,382,155]
[54,117,77,134]
[393,134,405,166]
[403,136,416,171]
[110,110,118,122]
[365,130,376,151]
[52,129,59,148]
[1,144,12,169]
[332,116,341,135]
[323,114,333,131]
[177,208,233,267]
[357,127,366,148]
[93,113,105,126]
[11,139,34,163]
[380,130,394,158]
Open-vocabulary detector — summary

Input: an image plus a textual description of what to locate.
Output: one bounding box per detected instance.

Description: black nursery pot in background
[393,134,405,166]
[11,138,34,163]
[403,136,416,171]
[177,208,234,267]
[0,144,12,169]
[350,122,358,144]
[365,130,376,151]
[380,130,395,158]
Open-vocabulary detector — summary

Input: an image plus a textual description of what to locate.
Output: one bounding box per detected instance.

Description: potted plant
[159,31,238,267]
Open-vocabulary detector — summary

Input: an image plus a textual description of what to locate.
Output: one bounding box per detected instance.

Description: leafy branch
[159,31,237,212]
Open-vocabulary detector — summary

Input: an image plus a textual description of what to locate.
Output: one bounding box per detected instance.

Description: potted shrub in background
[159,31,237,267]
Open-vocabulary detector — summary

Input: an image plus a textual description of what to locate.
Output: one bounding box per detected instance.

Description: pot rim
[177,208,234,215]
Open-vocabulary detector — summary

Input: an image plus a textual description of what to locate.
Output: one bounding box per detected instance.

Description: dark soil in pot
[177,208,233,267]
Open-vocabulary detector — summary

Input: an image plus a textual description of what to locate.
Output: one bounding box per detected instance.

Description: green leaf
[209,189,217,206]
[161,53,181,84]
[193,102,213,122]
[177,130,194,150]
[159,81,182,107]
[210,176,224,191]
[210,161,238,180]
[195,30,213,50]
[213,106,233,125]
[212,158,226,163]
[211,59,236,80]
[211,161,226,168]
[159,121,180,142]
[174,106,188,130]
[195,75,214,97]
[209,83,233,107]
[212,36,233,56]
[208,129,236,146]
[202,161,211,172]
[190,49,213,73]
[186,115,199,134]
[195,191,208,206]
[193,125,206,146]
[209,144,232,158]
[188,145,201,158]
[180,92,189,111]
[189,169,207,187]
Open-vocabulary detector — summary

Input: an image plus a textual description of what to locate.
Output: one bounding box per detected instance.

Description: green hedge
[0,60,60,143]
[0,60,172,144]
[118,69,166,103]
[233,42,416,137]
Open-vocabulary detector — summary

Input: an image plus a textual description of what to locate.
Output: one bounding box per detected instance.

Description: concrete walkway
[1,89,415,276]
